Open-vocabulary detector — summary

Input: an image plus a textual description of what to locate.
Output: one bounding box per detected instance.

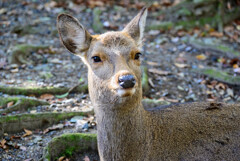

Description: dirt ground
[0,0,240,160]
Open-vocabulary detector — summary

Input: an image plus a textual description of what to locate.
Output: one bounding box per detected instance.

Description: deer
[57,8,240,161]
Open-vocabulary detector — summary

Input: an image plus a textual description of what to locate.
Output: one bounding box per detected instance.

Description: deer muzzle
[118,74,136,89]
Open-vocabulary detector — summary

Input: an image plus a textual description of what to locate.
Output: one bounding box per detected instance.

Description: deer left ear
[123,7,148,47]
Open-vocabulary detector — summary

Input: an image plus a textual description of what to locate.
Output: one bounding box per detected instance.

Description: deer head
[57,8,148,110]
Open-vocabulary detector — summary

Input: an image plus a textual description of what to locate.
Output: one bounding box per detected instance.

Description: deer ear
[57,14,92,54]
[123,7,148,47]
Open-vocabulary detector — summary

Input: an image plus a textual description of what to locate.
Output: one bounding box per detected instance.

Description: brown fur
[57,8,240,161]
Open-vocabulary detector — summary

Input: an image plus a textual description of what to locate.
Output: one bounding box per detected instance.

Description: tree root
[142,98,170,109]
[192,68,240,86]
[0,111,94,136]
[187,39,240,58]
[0,97,49,114]
[0,84,88,96]
[7,44,50,65]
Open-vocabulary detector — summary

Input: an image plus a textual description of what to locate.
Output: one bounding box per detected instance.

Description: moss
[192,68,240,85]
[0,111,93,126]
[63,147,76,157]
[147,21,173,31]
[48,133,97,160]
[177,8,192,16]
[0,84,88,96]
[217,45,240,57]
[0,97,19,107]
[0,97,49,114]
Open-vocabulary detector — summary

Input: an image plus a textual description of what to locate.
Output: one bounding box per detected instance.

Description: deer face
[57,8,147,107]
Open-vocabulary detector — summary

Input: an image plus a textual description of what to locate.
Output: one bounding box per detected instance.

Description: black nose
[118,75,136,89]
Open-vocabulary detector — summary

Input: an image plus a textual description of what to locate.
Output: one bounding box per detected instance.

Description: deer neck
[92,91,146,160]
[95,101,146,160]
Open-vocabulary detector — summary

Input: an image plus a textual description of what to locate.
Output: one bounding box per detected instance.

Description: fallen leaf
[148,78,155,88]
[7,101,14,108]
[58,156,65,161]
[148,68,171,76]
[1,139,6,148]
[83,156,90,161]
[215,83,226,90]
[10,68,19,73]
[43,124,64,134]
[233,64,239,69]
[10,135,21,140]
[22,129,32,137]
[174,63,189,68]
[146,61,160,66]
[196,54,207,60]
[209,31,223,37]
[39,94,54,100]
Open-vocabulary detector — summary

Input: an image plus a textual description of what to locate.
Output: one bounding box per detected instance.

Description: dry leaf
[43,124,64,134]
[148,68,171,76]
[148,78,155,88]
[39,94,54,100]
[83,156,90,161]
[146,61,160,66]
[174,63,189,68]
[22,129,32,137]
[7,101,14,108]
[215,83,226,90]
[209,31,223,38]
[196,54,207,60]
[233,64,239,69]
[58,156,66,161]
[1,139,7,149]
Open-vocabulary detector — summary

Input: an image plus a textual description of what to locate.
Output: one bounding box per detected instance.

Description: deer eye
[91,56,102,63]
[134,53,142,60]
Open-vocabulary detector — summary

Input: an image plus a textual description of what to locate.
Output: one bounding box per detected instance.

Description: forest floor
[0,0,240,160]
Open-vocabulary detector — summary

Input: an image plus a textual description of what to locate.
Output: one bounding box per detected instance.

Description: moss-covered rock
[0,111,94,137]
[43,133,97,161]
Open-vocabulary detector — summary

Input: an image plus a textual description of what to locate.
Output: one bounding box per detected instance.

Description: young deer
[57,8,240,161]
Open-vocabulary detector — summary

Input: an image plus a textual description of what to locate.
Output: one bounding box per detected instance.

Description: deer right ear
[57,14,92,54]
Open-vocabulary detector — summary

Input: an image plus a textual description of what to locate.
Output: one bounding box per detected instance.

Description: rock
[185,46,192,52]
[171,37,179,43]
[178,44,186,51]
[10,68,19,73]
[70,116,84,123]
[227,88,234,97]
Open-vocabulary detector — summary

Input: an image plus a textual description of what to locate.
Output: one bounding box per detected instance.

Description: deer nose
[118,75,136,89]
